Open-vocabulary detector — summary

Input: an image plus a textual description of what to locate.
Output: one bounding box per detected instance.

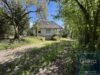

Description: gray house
[32,20,62,39]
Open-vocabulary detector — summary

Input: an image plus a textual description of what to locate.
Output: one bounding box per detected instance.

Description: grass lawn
[0,37,65,51]
[0,37,69,51]
[0,37,44,50]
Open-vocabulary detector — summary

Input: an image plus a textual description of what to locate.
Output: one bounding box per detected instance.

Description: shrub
[39,37,45,41]
[62,33,67,37]
[51,34,60,41]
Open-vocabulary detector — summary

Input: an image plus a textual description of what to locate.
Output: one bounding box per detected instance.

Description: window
[46,29,51,34]
[38,30,41,33]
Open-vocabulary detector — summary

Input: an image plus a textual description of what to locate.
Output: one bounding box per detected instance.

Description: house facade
[32,20,63,39]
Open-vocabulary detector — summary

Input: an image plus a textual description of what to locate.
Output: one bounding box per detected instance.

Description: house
[32,20,63,39]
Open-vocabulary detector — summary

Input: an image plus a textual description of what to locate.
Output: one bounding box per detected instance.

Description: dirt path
[0,43,46,64]
[35,47,70,75]
[0,39,74,75]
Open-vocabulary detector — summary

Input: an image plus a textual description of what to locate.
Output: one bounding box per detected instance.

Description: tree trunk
[36,28,38,37]
[75,0,97,51]
[14,25,19,40]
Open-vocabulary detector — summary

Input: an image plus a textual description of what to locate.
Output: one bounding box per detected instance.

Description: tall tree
[55,0,100,51]
[0,9,13,39]
[19,0,48,20]
[0,0,31,39]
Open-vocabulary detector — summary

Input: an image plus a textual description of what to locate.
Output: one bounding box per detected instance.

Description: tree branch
[2,11,11,19]
[21,11,35,18]
[2,0,13,14]
[94,0,100,26]
[75,0,90,22]
[75,0,93,32]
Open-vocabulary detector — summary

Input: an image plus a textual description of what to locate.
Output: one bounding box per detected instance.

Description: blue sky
[28,2,64,27]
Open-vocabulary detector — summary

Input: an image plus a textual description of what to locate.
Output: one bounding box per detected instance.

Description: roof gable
[33,20,62,29]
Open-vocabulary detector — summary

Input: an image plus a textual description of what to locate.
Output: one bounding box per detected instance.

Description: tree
[0,11,9,39]
[33,22,41,37]
[56,0,100,51]
[18,0,48,20]
[0,0,31,39]
[18,15,29,36]
[0,9,14,39]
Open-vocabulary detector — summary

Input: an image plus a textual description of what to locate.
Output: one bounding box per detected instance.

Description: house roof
[33,20,62,29]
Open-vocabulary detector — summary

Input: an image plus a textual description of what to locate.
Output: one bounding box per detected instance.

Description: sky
[28,2,64,27]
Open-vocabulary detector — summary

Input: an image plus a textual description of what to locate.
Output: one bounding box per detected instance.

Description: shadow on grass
[0,41,73,75]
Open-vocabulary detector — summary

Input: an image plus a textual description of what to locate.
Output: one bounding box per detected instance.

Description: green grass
[0,37,68,51]
[0,37,43,50]
[0,43,8,50]
[0,36,63,51]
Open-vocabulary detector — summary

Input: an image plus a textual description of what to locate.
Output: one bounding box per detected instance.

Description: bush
[62,32,68,38]
[51,34,60,41]
[39,37,45,41]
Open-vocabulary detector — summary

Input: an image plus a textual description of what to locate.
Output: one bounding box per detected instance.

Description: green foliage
[58,0,100,51]
[33,23,41,36]
[0,0,30,39]
[51,34,60,41]
[0,9,14,39]
[23,0,48,20]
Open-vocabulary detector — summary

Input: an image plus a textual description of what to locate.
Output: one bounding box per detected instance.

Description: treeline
[57,0,100,51]
[0,0,30,40]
